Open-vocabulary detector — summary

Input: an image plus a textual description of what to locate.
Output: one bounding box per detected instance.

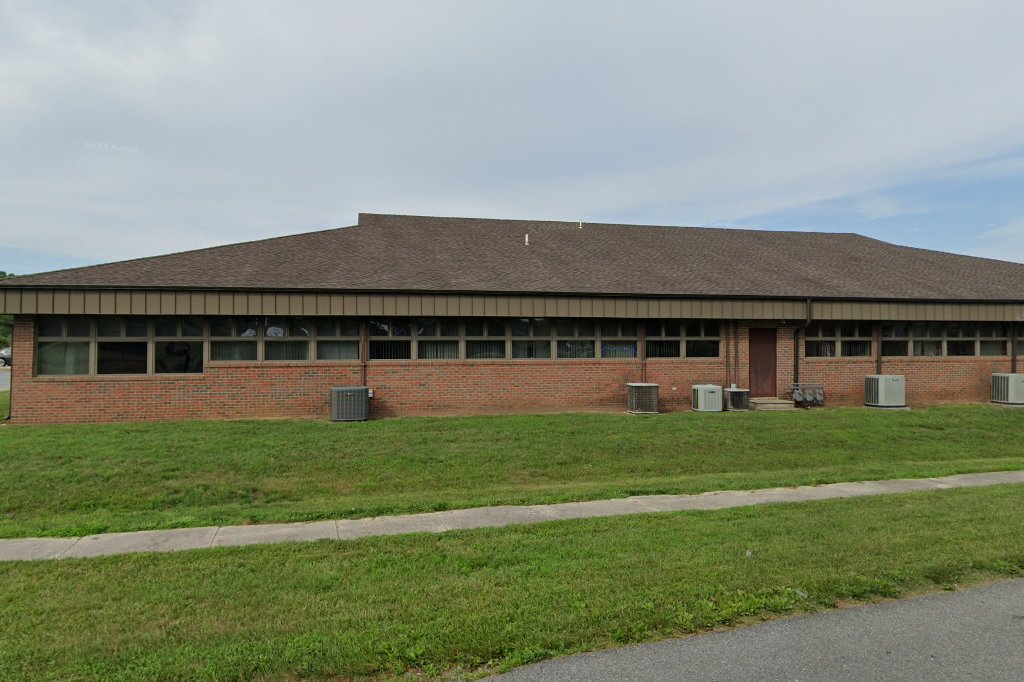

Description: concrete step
[750,397,798,411]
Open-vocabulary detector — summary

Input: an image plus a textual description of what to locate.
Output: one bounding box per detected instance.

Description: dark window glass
[338,318,360,336]
[979,323,1005,338]
[418,340,459,359]
[265,340,309,361]
[210,317,233,337]
[237,317,258,337]
[486,319,506,337]
[644,320,661,337]
[556,319,575,337]
[315,318,337,337]
[818,323,837,337]
[38,316,64,337]
[646,340,680,358]
[67,317,92,337]
[210,341,257,361]
[881,340,908,356]
[511,318,531,337]
[265,317,288,338]
[97,318,122,337]
[97,342,147,374]
[464,319,484,336]
[601,341,637,358]
[438,318,459,336]
[703,321,720,337]
[946,340,975,356]
[466,340,505,359]
[415,318,438,337]
[576,320,595,337]
[532,318,552,336]
[511,340,550,359]
[663,321,680,337]
[557,340,595,358]
[124,318,148,337]
[840,323,857,337]
[684,321,701,337]
[980,340,1006,356]
[805,341,836,358]
[913,340,942,356]
[37,342,89,375]
[369,340,411,360]
[369,318,391,336]
[619,320,637,337]
[182,317,204,336]
[155,341,203,374]
[154,317,178,337]
[841,340,872,357]
[881,323,908,338]
[685,340,720,358]
[391,319,410,337]
[317,341,359,360]
[288,318,311,337]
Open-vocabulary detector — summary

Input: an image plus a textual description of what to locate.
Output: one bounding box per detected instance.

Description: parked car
[0,347,10,367]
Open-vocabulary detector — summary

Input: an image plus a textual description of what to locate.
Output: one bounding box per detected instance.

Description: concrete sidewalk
[2,470,1022,562]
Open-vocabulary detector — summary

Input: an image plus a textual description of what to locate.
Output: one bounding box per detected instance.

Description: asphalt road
[0,368,9,391]
[497,578,1024,682]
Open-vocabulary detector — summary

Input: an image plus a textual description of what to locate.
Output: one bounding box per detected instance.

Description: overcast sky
[4,0,1024,275]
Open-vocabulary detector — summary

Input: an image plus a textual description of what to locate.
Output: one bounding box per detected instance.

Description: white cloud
[3,0,1024,267]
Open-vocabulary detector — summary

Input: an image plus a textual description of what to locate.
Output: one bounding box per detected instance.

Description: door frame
[748,327,778,397]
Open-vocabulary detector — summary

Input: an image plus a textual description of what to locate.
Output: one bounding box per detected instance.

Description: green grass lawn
[1,485,1022,681]
[0,390,8,420]
[0,405,1022,538]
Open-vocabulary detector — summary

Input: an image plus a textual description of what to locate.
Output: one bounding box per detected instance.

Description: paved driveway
[497,578,1024,681]
[0,368,9,392]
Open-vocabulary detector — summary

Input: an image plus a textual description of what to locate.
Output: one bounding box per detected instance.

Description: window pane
[265,317,288,338]
[97,342,147,374]
[619,320,637,337]
[555,319,575,337]
[369,340,411,360]
[390,319,411,337]
[415,318,438,337]
[979,323,1005,338]
[841,340,872,357]
[67,317,92,337]
[369,318,391,336]
[913,340,942,356]
[646,340,680,358]
[182,317,204,336]
[210,317,233,337]
[315,318,337,337]
[881,340,908,356]
[124,318,148,337]
[238,317,259,337]
[644,320,661,337]
[97,317,122,337]
[601,341,637,358]
[684,321,701,337]
[532,318,551,336]
[840,323,857,337]
[946,340,975,356]
[663,321,680,337]
[980,340,1006,356]
[317,340,359,360]
[703,321,720,337]
[419,340,460,359]
[265,340,309,361]
[438,318,459,337]
[38,316,64,337]
[464,319,484,336]
[576,320,595,337]
[155,341,203,374]
[557,340,595,358]
[154,317,178,337]
[37,342,89,375]
[466,340,505,359]
[210,341,257,361]
[338,318,360,336]
[805,341,836,358]
[685,340,720,358]
[486,319,506,337]
[288,318,311,337]
[881,323,907,338]
[512,318,531,337]
[512,340,550,359]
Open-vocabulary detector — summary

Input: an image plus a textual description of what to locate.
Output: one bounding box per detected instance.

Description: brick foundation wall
[6,315,1019,423]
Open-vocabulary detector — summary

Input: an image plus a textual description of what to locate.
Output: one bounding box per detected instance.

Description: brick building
[1,213,1022,424]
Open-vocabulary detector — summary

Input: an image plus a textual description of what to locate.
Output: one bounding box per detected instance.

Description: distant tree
[0,271,12,348]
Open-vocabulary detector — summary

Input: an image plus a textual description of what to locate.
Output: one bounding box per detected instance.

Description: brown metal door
[749,328,777,397]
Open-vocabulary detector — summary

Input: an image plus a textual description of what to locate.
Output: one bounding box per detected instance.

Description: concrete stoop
[750,397,798,411]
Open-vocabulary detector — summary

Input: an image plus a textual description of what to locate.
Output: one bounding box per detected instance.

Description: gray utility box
[627,383,659,414]
[331,386,370,421]
[865,375,906,408]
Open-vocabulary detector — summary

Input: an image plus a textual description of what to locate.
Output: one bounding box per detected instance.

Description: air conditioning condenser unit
[692,384,723,412]
[992,374,1024,405]
[626,383,659,414]
[331,386,370,421]
[864,375,905,408]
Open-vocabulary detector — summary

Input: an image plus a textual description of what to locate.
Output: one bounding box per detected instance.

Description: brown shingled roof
[3,213,1023,301]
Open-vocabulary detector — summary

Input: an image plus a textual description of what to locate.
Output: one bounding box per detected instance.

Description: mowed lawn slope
[1,405,1022,538]
[1,486,1023,681]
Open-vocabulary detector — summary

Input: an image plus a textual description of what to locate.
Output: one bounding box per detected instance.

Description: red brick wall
[6,315,1018,423]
